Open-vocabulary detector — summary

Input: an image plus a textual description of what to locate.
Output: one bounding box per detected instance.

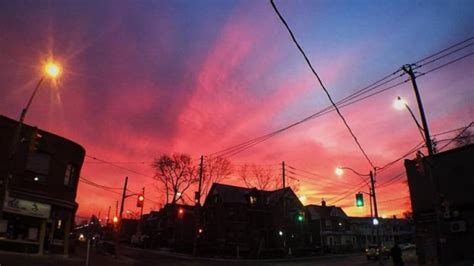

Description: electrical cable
[270,0,375,169]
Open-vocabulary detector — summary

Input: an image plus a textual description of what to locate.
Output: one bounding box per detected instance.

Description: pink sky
[1,1,473,221]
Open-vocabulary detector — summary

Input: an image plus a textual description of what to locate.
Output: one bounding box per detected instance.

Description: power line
[438,122,474,151]
[79,177,122,196]
[414,37,473,65]
[209,44,472,159]
[270,0,375,169]
[327,181,368,205]
[378,195,410,204]
[85,155,154,179]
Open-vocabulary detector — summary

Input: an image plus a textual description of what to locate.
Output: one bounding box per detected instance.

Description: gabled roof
[206,183,253,204]
[306,204,348,220]
[204,183,302,207]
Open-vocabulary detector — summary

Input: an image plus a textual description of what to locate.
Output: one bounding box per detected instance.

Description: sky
[1,0,473,221]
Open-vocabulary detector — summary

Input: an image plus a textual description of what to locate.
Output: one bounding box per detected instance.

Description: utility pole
[369,170,381,251]
[282,161,286,188]
[119,176,128,222]
[197,155,204,205]
[115,176,128,256]
[193,156,204,256]
[115,200,118,217]
[140,187,145,218]
[369,171,379,220]
[402,64,434,156]
[106,206,111,226]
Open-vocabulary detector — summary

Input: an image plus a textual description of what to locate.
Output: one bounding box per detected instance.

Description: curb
[122,246,360,263]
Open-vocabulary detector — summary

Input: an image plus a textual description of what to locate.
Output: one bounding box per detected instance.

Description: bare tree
[455,128,472,147]
[152,153,197,205]
[238,164,276,190]
[200,156,233,201]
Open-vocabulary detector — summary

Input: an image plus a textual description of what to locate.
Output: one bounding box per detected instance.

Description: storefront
[0,195,51,254]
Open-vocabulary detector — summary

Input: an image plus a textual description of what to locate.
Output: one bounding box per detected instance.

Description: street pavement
[0,244,419,266]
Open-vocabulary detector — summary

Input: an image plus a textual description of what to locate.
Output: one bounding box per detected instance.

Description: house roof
[204,183,301,206]
[206,183,253,204]
[306,204,348,220]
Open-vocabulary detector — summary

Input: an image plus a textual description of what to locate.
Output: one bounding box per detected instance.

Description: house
[151,203,196,251]
[306,201,353,253]
[350,216,413,250]
[405,143,474,264]
[201,183,307,258]
[0,115,85,255]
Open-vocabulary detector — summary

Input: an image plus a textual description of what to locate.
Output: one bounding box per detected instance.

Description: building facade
[201,183,307,258]
[0,115,85,255]
[405,144,474,264]
[350,216,413,250]
[306,202,353,253]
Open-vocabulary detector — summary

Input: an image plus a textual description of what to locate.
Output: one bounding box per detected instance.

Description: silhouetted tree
[201,156,232,201]
[238,164,276,190]
[152,153,197,204]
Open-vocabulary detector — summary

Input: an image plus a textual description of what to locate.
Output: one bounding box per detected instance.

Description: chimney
[322,199,326,207]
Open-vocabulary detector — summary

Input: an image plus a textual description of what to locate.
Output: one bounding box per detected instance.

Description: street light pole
[402,64,434,156]
[2,62,61,219]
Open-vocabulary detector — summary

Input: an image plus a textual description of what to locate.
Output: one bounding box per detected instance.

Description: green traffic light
[356,193,364,207]
[297,215,304,222]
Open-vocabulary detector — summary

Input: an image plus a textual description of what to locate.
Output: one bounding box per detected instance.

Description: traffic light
[29,127,42,152]
[113,216,118,223]
[177,207,184,218]
[137,194,144,207]
[355,193,364,207]
[297,211,305,222]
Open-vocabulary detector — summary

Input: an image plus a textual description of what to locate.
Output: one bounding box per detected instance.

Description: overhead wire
[438,122,474,151]
[270,0,376,168]
[208,35,473,160]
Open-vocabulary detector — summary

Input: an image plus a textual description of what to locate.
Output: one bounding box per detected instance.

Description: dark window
[26,152,50,180]
[64,164,77,187]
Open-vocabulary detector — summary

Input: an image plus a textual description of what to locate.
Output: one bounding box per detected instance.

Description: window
[26,152,50,182]
[64,164,77,186]
[249,196,257,205]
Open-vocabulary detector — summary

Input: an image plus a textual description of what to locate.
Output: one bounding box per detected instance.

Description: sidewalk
[0,243,135,266]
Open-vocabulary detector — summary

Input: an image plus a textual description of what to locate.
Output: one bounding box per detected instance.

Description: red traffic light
[177,208,184,217]
[137,194,144,207]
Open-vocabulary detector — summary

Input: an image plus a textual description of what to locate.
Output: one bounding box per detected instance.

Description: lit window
[249,196,257,205]
[64,164,77,186]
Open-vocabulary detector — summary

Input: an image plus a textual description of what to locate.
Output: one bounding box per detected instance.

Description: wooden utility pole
[402,64,434,156]
[193,156,204,256]
[106,206,111,226]
[115,176,128,257]
[119,176,128,222]
[140,187,145,218]
[197,155,204,205]
[282,161,286,188]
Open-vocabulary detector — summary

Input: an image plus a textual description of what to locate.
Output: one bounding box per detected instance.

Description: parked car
[366,244,390,260]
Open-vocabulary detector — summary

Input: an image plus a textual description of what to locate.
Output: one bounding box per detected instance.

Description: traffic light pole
[140,187,145,218]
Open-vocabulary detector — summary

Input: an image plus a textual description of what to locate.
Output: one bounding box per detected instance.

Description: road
[0,245,417,266]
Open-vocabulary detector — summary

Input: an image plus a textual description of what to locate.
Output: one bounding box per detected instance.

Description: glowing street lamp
[44,62,61,78]
[393,96,407,110]
[335,167,344,177]
[20,60,62,123]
